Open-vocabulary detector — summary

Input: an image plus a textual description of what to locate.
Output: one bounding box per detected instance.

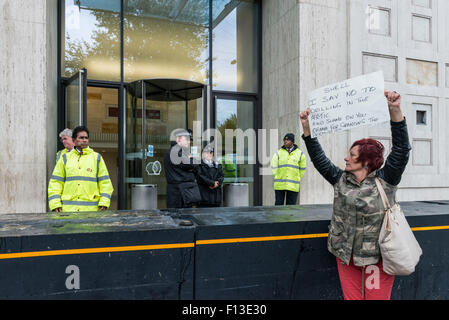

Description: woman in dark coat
[196,146,224,207]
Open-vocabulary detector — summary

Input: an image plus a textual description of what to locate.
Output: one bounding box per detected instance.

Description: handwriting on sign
[307,71,389,138]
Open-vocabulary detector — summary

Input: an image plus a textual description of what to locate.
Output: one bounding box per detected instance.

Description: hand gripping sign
[307,71,389,138]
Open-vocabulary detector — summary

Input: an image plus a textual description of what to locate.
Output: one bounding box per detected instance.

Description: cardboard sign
[307,71,389,138]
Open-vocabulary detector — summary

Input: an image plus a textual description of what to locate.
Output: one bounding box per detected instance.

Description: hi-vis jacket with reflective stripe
[55,148,69,164]
[48,147,114,212]
[271,145,307,192]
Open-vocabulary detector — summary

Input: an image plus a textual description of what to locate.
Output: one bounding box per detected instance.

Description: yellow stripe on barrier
[1,225,448,260]
[196,233,329,245]
[411,225,449,232]
[0,242,195,260]
[196,225,449,246]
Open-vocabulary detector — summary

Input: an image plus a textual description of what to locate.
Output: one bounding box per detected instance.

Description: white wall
[262,0,350,205]
[0,0,58,213]
[261,0,301,205]
[262,0,449,204]
[297,0,350,204]
[349,0,449,201]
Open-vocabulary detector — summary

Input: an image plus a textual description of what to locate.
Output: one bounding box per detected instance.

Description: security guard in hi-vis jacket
[48,126,113,212]
[270,133,307,205]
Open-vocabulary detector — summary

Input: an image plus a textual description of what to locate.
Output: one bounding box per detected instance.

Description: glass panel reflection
[124,0,209,83]
[213,0,258,93]
[215,98,255,205]
[62,0,121,81]
[125,80,203,209]
[86,87,119,210]
[65,73,81,129]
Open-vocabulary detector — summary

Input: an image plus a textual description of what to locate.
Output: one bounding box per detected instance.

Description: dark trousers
[275,190,298,205]
[166,184,184,208]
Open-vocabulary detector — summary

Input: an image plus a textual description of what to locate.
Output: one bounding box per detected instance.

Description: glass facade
[125,80,204,209]
[124,0,209,83]
[213,1,258,92]
[215,98,255,205]
[59,0,260,209]
[61,0,121,81]
[86,86,119,210]
[61,0,258,88]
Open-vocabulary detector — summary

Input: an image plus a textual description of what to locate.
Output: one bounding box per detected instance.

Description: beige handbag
[375,178,422,276]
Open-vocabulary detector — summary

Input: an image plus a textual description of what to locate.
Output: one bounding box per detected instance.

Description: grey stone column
[0,0,58,213]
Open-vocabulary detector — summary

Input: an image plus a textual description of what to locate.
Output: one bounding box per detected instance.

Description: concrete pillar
[0,0,58,213]
[261,0,350,205]
[261,0,301,206]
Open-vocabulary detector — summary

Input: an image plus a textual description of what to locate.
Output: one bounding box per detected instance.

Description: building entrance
[62,69,119,210]
[125,79,206,209]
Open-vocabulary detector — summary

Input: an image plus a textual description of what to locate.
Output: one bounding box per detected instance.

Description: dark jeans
[275,190,298,205]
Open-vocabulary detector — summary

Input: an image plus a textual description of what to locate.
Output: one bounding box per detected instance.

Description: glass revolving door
[125,79,205,209]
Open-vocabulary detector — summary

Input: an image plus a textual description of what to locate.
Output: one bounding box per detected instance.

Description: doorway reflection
[126,79,204,209]
[86,86,119,210]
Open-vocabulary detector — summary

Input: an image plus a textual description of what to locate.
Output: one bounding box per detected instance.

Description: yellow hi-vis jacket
[221,154,237,179]
[55,148,69,163]
[48,147,114,212]
[271,145,307,193]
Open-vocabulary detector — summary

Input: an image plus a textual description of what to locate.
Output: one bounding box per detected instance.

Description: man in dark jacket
[196,146,224,207]
[164,129,201,208]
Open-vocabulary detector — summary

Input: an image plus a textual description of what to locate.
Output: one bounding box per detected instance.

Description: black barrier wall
[0,212,195,299]
[0,202,448,299]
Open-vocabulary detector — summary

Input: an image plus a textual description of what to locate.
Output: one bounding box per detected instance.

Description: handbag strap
[374,177,391,210]
[375,177,393,232]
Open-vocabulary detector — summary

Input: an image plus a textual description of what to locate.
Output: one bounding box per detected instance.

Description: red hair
[351,138,385,172]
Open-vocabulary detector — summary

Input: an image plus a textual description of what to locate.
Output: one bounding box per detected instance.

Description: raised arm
[377,90,411,186]
[300,109,344,185]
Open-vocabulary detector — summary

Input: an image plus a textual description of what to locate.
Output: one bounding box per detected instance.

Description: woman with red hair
[300,90,411,300]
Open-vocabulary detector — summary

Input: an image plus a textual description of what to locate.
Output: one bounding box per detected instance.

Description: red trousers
[336,257,395,300]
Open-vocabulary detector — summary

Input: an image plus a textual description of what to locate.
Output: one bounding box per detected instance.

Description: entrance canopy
[128,78,205,101]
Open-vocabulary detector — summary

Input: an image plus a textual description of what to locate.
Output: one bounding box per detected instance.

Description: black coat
[196,160,224,206]
[164,142,201,208]
[302,119,411,186]
[164,142,197,184]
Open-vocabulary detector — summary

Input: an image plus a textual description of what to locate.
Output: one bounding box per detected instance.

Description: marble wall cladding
[262,0,300,205]
[262,1,300,135]
[412,0,431,8]
[45,0,59,195]
[297,0,350,205]
[446,99,449,173]
[0,0,58,213]
[446,64,449,88]
[261,0,350,205]
[368,6,391,36]
[412,139,433,166]
[350,0,449,201]
[0,0,46,23]
[406,58,438,86]
[363,53,398,82]
[412,14,432,42]
[412,103,433,138]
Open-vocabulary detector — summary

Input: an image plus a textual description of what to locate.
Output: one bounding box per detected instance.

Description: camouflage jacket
[303,119,411,266]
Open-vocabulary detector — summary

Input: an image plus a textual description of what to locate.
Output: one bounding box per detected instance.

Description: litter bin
[223,183,249,207]
[131,184,158,210]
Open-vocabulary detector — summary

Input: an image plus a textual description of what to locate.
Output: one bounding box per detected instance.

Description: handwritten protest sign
[307,71,389,138]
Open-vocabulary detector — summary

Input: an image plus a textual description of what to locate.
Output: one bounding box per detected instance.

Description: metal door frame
[62,68,88,129]
[212,92,261,206]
